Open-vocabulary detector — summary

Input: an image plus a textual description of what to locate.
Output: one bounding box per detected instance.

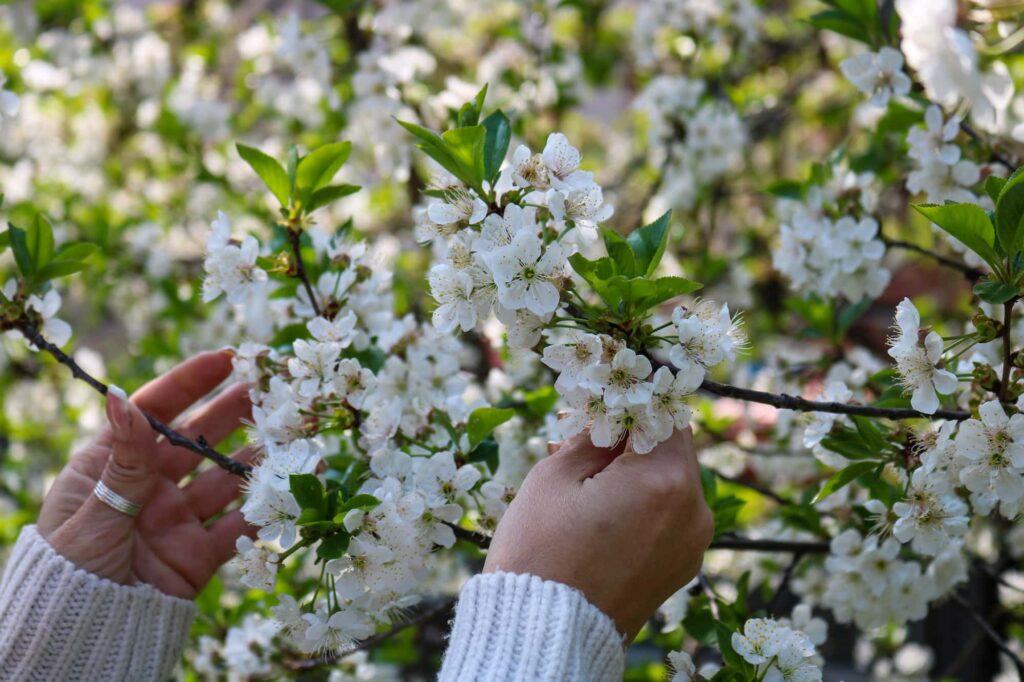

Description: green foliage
[812,460,882,504]
[466,406,516,447]
[913,203,1001,270]
[808,0,889,47]
[4,216,97,290]
[237,144,291,206]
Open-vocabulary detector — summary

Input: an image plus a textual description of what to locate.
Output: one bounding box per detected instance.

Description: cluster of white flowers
[633,75,746,210]
[199,221,514,651]
[771,169,889,301]
[952,399,1024,518]
[840,47,911,108]
[906,106,982,205]
[730,616,823,681]
[887,298,958,414]
[630,0,762,69]
[1,280,72,349]
[816,529,966,630]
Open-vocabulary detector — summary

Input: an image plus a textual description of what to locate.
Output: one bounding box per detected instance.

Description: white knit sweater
[0,526,625,681]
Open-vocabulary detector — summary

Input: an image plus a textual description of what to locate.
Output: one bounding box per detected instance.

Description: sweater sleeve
[0,525,196,682]
[438,571,625,682]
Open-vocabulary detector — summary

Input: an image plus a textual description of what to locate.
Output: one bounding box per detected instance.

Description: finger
[549,429,626,480]
[182,446,259,521]
[157,382,252,480]
[207,509,257,565]
[612,427,697,481]
[82,388,160,535]
[130,350,235,423]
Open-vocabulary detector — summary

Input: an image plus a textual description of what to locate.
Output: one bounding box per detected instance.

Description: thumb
[549,429,626,480]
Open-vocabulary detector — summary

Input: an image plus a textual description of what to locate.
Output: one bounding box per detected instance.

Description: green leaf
[808,9,871,44]
[633,276,702,310]
[296,141,353,199]
[466,438,499,474]
[625,210,672,276]
[467,406,516,447]
[522,386,559,418]
[852,416,887,453]
[27,214,55,268]
[316,533,351,560]
[440,126,487,189]
[36,260,89,280]
[8,225,33,277]
[237,144,291,206]
[289,473,325,511]
[715,622,748,671]
[764,180,803,199]
[54,242,99,261]
[913,203,1001,268]
[601,228,637,278]
[986,175,1007,204]
[306,184,360,213]
[995,171,1024,257]
[974,279,1019,304]
[481,110,511,183]
[398,120,486,190]
[340,494,380,512]
[812,461,880,504]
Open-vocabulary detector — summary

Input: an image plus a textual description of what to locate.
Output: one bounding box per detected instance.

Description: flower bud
[972,313,1002,342]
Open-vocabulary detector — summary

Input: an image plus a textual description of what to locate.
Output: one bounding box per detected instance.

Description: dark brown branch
[451,525,830,554]
[288,228,322,318]
[882,236,984,280]
[699,378,970,421]
[950,591,1024,679]
[999,299,1017,402]
[13,319,252,477]
[960,121,1016,171]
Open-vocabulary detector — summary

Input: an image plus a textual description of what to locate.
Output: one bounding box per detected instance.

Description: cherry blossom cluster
[633,75,747,211]
[419,130,743,454]
[771,166,888,301]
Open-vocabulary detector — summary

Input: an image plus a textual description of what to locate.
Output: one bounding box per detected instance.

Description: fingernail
[218,346,237,357]
[106,387,132,436]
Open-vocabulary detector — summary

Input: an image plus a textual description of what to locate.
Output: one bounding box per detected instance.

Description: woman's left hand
[37,350,256,599]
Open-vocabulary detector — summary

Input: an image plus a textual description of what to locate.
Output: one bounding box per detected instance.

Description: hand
[37,351,256,599]
[483,428,712,639]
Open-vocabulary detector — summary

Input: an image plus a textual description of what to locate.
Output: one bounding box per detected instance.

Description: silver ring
[93,480,141,517]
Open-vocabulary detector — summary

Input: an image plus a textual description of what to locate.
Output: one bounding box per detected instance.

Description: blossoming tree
[1,0,1024,680]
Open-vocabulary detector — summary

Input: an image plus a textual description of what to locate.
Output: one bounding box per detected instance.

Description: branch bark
[950,591,1024,679]
[288,228,322,318]
[12,319,252,477]
[883,236,985,280]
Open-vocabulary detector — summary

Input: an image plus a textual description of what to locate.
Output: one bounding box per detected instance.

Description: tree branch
[288,228,322,318]
[699,378,970,421]
[451,525,830,553]
[882,236,984,280]
[12,319,252,477]
[950,591,1024,679]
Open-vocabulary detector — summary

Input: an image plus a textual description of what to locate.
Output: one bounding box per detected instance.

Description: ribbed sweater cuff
[0,525,196,681]
[439,571,625,681]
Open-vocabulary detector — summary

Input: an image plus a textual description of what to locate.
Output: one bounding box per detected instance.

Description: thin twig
[712,469,793,506]
[999,299,1017,402]
[960,121,1017,170]
[12,319,252,477]
[699,378,970,421]
[767,552,804,616]
[450,525,830,554]
[950,591,1024,678]
[288,228,322,318]
[699,573,720,620]
[882,237,985,280]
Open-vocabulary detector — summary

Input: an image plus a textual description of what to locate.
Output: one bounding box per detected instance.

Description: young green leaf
[306,184,360,213]
[812,461,879,504]
[626,210,672,276]
[289,473,325,511]
[995,171,1024,257]
[8,225,33,277]
[974,280,1019,304]
[440,126,487,190]
[467,406,516,447]
[27,214,55,269]
[296,141,353,199]
[481,110,511,183]
[237,144,291,206]
[316,532,351,560]
[466,438,500,474]
[913,203,1001,268]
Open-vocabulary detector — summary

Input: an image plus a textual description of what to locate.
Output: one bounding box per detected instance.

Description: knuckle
[103,457,149,488]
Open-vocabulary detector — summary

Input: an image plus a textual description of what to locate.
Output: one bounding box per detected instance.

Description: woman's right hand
[483,428,713,639]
